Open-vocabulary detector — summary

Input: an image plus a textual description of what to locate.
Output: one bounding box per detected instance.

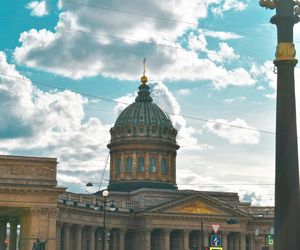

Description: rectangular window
[117,158,121,176]
[161,159,166,175]
[138,157,144,172]
[126,157,132,173]
[150,157,157,173]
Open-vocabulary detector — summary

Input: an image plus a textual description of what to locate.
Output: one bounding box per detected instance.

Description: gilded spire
[140,57,148,84]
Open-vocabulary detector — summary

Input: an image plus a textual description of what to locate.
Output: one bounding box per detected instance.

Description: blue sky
[1,0,299,205]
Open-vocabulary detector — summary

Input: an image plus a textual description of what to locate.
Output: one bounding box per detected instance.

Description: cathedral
[0,72,274,250]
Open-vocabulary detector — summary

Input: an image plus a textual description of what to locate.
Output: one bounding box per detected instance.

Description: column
[183,229,190,250]
[141,229,152,250]
[0,219,7,250]
[163,229,171,250]
[63,223,71,250]
[240,233,246,250]
[118,228,126,250]
[133,151,137,178]
[75,225,83,250]
[89,226,97,250]
[222,231,228,250]
[204,230,209,248]
[56,223,61,250]
[9,219,17,250]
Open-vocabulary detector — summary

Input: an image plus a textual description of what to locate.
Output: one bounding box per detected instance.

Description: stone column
[145,152,150,179]
[63,223,71,250]
[89,226,97,250]
[163,229,171,250]
[9,219,17,250]
[56,223,61,250]
[222,231,228,250]
[133,151,137,178]
[0,219,7,250]
[141,229,152,250]
[120,152,125,178]
[240,233,246,250]
[118,228,126,250]
[183,229,190,250]
[204,230,209,248]
[75,225,83,250]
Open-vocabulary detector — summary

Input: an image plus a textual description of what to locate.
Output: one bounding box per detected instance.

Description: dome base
[108,180,177,192]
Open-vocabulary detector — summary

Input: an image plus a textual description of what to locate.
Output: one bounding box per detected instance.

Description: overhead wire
[0,71,276,135]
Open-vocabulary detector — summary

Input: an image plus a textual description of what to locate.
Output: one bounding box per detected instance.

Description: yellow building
[0,75,274,250]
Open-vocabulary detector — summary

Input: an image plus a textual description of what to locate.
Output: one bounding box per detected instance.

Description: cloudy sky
[2,0,300,206]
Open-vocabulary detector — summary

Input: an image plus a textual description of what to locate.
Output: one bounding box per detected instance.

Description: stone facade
[0,156,274,250]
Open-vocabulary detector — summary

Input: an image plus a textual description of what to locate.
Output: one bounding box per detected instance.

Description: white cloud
[251,60,276,89]
[0,51,111,178]
[206,118,260,144]
[26,1,49,17]
[14,0,251,87]
[208,42,240,63]
[211,0,248,16]
[203,30,242,40]
[176,88,192,96]
[223,96,246,103]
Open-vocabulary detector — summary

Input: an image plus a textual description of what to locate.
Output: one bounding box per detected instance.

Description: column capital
[76,224,84,230]
[163,228,172,234]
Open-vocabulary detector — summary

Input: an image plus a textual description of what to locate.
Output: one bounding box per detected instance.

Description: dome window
[163,128,167,136]
[151,127,156,135]
[140,116,143,120]
[150,157,157,173]
[139,127,144,134]
[127,127,132,134]
[126,157,132,174]
[117,158,121,176]
[138,156,144,172]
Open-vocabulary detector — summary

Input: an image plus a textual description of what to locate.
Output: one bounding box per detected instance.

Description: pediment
[166,200,227,215]
[142,192,249,218]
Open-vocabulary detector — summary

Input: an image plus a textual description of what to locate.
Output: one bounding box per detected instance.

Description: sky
[1,0,300,206]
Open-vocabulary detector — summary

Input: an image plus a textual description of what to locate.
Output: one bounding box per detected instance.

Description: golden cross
[143,57,146,76]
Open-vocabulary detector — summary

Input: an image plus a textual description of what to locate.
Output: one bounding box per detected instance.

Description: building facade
[0,75,274,250]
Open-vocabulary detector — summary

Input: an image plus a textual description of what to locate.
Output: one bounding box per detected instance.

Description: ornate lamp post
[86,184,116,250]
[259,1,300,249]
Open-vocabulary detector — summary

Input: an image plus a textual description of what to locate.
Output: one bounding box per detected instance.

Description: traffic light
[267,234,274,245]
[226,218,240,224]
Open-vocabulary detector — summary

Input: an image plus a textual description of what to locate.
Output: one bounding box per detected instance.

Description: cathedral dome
[110,83,177,144]
[107,74,179,192]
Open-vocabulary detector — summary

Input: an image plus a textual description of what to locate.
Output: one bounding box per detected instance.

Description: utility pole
[259,1,300,249]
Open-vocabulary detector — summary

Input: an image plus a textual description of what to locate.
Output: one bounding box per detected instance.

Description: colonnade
[0,218,19,250]
[57,222,253,250]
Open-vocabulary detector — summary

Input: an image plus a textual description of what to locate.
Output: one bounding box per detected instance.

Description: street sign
[210,234,222,247]
[211,224,221,234]
[210,248,222,250]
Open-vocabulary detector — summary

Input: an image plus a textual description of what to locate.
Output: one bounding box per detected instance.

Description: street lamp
[259,1,300,249]
[86,184,116,250]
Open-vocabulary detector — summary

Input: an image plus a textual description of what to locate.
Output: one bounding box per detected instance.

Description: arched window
[126,157,132,173]
[161,159,167,175]
[138,156,144,172]
[150,157,157,173]
[117,158,121,176]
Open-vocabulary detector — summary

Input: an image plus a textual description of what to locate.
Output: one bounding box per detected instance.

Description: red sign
[4,239,8,245]
[211,224,221,234]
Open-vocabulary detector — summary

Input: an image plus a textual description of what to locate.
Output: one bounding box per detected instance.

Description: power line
[61,0,300,44]
[0,71,276,135]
